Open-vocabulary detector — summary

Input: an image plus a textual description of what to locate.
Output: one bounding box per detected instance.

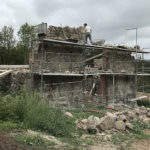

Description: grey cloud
[0,0,150,48]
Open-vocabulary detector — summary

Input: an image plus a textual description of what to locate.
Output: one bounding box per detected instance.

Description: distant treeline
[0,23,35,65]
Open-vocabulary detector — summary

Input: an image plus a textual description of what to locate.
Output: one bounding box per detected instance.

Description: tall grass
[137,99,150,108]
[0,90,75,137]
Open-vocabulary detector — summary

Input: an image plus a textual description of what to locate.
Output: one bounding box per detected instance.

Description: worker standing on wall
[84,23,93,44]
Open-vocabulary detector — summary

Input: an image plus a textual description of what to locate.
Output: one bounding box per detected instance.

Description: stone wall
[83,75,135,105]
[107,76,135,103]
[106,51,135,73]
[31,42,84,74]
[0,70,30,91]
[46,25,85,43]
[85,50,135,74]
[32,75,84,108]
[30,41,136,107]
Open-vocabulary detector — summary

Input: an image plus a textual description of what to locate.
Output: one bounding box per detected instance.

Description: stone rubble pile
[76,106,150,133]
[47,25,85,43]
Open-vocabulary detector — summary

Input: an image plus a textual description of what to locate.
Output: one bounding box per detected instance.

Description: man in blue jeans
[84,23,93,44]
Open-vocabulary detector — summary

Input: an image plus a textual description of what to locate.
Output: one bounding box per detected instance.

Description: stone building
[30,24,147,108]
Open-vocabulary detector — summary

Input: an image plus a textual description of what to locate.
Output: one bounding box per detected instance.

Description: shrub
[0,93,25,121]
[137,100,150,108]
[23,93,75,137]
[0,90,76,137]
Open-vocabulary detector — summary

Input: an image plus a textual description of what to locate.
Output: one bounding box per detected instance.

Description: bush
[0,90,75,137]
[23,92,75,137]
[137,100,150,108]
[0,91,26,122]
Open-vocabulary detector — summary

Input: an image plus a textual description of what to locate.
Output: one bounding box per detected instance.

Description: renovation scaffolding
[30,38,150,107]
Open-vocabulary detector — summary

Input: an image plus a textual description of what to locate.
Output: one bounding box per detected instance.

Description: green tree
[0,26,15,50]
[0,26,16,64]
[18,22,35,64]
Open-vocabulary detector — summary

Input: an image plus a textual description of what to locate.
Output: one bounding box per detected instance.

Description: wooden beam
[130,96,148,102]
[0,70,13,78]
[86,53,103,62]
[89,83,96,97]
[0,65,29,70]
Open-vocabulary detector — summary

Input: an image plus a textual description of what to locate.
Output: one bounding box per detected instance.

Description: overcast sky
[0,0,150,52]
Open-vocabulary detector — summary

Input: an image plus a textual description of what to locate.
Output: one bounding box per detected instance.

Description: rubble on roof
[45,25,145,52]
[46,25,85,43]
[104,44,143,52]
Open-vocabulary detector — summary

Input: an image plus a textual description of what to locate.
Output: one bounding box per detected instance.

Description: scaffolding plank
[41,39,149,53]
[33,72,84,77]
[84,73,150,76]
[0,65,29,70]
[137,73,150,76]
[84,73,136,76]
[32,71,150,77]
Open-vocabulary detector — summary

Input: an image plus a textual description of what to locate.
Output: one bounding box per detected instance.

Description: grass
[69,104,107,121]
[15,133,56,148]
[131,119,150,134]
[0,121,23,131]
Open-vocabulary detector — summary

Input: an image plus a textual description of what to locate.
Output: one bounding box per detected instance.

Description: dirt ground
[87,143,118,150]
[88,139,150,150]
[1,130,150,150]
[0,131,36,150]
[132,139,150,150]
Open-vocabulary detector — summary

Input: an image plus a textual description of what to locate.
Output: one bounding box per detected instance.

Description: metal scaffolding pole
[82,44,86,106]
[126,27,138,98]
[40,40,44,98]
[135,28,138,98]
[112,74,115,104]
[112,50,115,104]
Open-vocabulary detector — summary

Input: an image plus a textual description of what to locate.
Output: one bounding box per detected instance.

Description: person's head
[84,23,87,27]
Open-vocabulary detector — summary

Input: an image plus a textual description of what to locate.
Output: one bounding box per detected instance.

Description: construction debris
[76,106,150,133]
[47,25,85,43]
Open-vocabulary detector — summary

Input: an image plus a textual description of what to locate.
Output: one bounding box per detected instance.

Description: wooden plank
[86,53,103,62]
[130,96,148,102]
[0,65,29,70]
[89,83,96,96]
[60,24,67,40]
[0,70,13,78]
[43,39,148,53]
